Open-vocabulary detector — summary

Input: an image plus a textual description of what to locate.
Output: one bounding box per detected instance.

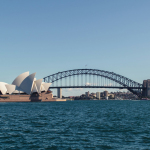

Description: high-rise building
[104,90,108,100]
[104,91,108,97]
[96,92,100,100]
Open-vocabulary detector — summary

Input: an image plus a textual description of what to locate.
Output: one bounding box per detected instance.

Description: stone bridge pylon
[142,80,150,98]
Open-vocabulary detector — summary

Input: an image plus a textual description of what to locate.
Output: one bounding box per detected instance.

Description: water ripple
[0,100,150,149]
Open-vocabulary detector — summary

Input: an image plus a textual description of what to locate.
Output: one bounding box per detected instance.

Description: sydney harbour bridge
[43,69,148,98]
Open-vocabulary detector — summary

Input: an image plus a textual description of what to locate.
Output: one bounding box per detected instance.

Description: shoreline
[0,92,66,102]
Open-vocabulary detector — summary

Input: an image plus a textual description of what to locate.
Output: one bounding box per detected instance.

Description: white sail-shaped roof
[12,90,20,94]
[42,83,52,92]
[0,82,8,95]
[12,90,24,94]
[41,85,45,92]
[35,79,43,93]
[19,73,36,95]
[12,71,29,87]
[31,82,38,94]
[1,71,52,95]
[5,84,16,94]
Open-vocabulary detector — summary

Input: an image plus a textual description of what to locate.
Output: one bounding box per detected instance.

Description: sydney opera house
[0,72,64,102]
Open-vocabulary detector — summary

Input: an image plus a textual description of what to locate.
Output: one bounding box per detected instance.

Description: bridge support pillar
[142,80,150,98]
[142,80,147,97]
[146,80,150,98]
[57,88,62,98]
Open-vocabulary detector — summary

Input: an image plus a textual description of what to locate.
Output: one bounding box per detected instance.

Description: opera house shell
[0,72,60,102]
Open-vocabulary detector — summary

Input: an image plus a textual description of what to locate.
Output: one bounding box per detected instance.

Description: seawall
[0,92,66,102]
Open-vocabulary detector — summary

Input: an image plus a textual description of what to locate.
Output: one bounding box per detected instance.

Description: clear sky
[0,0,150,96]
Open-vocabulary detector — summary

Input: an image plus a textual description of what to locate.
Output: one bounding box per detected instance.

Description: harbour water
[0,100,150,149]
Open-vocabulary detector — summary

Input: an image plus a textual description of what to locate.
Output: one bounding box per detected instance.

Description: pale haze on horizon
[0,0,150,96]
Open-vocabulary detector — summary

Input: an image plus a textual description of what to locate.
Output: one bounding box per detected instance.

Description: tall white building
[96,92,100,100]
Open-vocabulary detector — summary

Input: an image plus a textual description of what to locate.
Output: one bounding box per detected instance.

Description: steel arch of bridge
[43,69,143,94]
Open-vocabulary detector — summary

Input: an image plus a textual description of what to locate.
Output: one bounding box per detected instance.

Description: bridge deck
[50,86,144,89]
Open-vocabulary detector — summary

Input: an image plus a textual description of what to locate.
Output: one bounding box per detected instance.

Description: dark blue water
[0,100,150,149]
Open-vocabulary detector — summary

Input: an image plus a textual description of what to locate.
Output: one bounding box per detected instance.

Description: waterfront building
[0,72,51,95]
[101,92,104,97]
[96,92,100,100]
[104,90,108,100]
[0,72,66,102]
[104,91,108,97]
[85,91,89,97]
[108,94,115,99]
[91,93,96,97]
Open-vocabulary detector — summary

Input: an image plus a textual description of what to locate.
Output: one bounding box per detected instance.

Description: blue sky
[0,0,150,96]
